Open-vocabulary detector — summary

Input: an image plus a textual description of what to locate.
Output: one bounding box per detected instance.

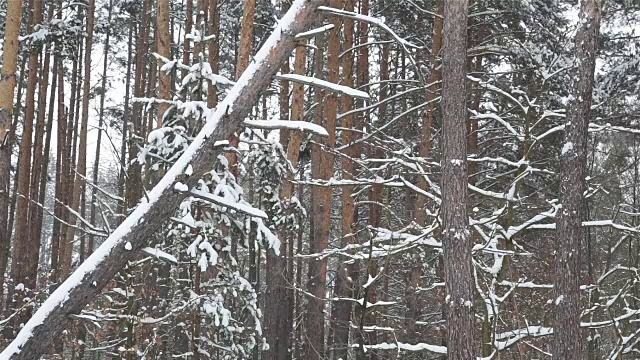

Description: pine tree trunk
[441,0,475,358]
[414,0,443,226]
[27,3,57,291]
[306,31,326,360]
[62,0,96,279]
[126,0,151,209]
[183,0,194,80]
[330,0,357,356]
[553,0,601,358]
[0,0,23,303]
[51,58,66,285]
[207,0,220,108]
[89,0,113,257]
[307,1,342,354]
[157,0,171,123]
[118,17,135,217]
[12,0,44,317]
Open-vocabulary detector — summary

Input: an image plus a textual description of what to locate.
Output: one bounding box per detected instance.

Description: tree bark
[0,2,327,358]
[51,59,66,284]
[89,0,113,257]
[263,5,312,359]
[307,1,343,357]
[118,17,135,217]
[157,0,171,123]
[0,0,23,301]
[441,0,475,359]
[414,0,443,226]
[553,0,601,358]
[126,0,151,209]
[12,0,44,312]
[62,0,96,280]
[330,0,356,356]
[27,2,57,290]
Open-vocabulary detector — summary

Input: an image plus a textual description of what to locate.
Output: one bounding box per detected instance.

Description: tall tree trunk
[118,17,135,217]
[51,59,66,285]
[37,48,59,290]
[126,0,151,209]
[62,0,96,279]
[306,31,326,360]
[27,2,57,290]
[262,2,303,358]
[441,0,475,358]
[12,0,44,315]
[0,0,23,301]
[158,0,171,123]
[330,0,356,356]
[553,0,601,358]
[183,0,194,79]
[89,0,113,256]
[58,16,84,281]
[307,1,342,355]
[207,0,220,108]
[414,0,443,226]
[227,0,256,175]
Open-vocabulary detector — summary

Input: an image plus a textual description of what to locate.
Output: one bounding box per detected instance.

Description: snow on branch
[141,247,178,264]
[243,119,329,137]
[189,189,268,219]
[275,73,370,100]
[294,24,335,39]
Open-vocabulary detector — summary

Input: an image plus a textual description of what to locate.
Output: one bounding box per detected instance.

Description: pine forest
[0,0,639,358]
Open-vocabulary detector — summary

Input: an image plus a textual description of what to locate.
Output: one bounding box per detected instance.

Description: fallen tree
[0,0,327,358]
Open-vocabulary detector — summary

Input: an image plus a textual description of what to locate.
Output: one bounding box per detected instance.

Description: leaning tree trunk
[0,2,328,359]
[441,0,475,359]
[553,0,601,358]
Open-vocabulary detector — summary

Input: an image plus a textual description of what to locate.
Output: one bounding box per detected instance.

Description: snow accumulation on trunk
[0,0,327,358]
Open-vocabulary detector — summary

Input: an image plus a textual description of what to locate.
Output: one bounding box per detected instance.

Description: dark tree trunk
[441,0,475,359]
[553,0,601,358]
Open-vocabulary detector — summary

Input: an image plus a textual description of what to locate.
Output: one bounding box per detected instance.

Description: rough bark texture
[307,1,342,357]
[207,0,220,108]
[12,0,44,308]
[118,17,134,216]
[126,0,151,209]
[0,0,23,299]
[330,0,356,356]
[441,0,475,359]
[62,0,96,279]
[553,0,601,358]
[227,0,257,177]
[183,0,194,78]
[236,0,256,79]
[27,3,56,289]
[414,0,443,226]
[51,59,66,283]
[0,2,327,358]
[89,0,113,257]
[157,0,171,123]
[261,5,298,358]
